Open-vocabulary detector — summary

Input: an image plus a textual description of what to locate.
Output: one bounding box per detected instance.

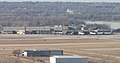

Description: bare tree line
[0,2,120,27]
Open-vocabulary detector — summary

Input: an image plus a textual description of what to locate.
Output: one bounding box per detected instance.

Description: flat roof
[51,56,87,58]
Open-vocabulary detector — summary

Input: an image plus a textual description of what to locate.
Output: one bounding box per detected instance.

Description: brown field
[0,34,120,63]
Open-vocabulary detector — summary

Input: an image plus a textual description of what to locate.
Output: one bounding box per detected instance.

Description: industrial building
[65,25,113,35]
[96,30,113,35]
[22,50,63,57]
[1,26,67,35]
[50,56,88,63]
[1,25,113,35]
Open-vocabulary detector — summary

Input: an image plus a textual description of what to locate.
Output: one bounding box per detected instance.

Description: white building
[66,9,74,14]
[50,56,88,63]
[22,51,28,57]
[90,31,96,35]
[17,30,25,35]
[78,31,84,35]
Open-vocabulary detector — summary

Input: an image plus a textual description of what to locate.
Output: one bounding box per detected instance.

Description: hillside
[0,2,120,26]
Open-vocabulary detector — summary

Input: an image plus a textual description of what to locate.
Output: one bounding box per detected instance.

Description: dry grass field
[0,34,120,63]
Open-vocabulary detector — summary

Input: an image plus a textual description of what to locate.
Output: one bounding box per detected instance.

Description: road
[0,42,120,46]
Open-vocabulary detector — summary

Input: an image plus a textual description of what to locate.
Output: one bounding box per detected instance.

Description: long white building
[50,56,88,63]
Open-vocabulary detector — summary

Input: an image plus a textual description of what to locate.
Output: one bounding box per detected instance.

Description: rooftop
[51,56,87,58]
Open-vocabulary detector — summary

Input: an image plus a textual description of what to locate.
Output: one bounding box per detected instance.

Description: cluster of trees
[85,24,111,30]
[0,2,120,27]
[13,49,22,57]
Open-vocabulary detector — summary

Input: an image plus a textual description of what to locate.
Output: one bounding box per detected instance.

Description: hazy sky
[0,0,120,2]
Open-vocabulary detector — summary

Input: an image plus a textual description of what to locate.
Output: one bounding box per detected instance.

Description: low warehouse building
[50,56,88,63]
[22,50,63,57]
[50,50,63,56]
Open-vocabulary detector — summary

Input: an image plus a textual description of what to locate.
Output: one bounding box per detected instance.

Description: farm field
[0,34,120,63]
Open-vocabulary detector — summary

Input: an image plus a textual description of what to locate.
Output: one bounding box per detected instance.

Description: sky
[0,0,120,2]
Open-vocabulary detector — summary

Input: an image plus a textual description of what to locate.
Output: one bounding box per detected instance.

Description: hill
[0,2,120,26]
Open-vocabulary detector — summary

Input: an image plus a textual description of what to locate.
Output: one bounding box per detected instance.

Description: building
[66,25,78,35]
[1,25,113,35]
[50,56,88,63]
[26,27,52,34]
[103,30,113,35]
[17,30,25,35]
[22,50,63,57]
[96,29,113,35]
[1,26,67,35]
[89,31,97,35]
[52,25,63,35]
[78,30,85,35]
[96,31,104,35]
[1,27,24,34]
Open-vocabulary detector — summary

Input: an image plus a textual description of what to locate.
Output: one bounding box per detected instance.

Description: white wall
[50,57,56,63]
[22,52,27,57]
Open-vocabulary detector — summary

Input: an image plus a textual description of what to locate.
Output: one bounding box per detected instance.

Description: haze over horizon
[0,0,120,2]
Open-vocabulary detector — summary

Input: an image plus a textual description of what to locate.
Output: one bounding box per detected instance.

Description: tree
[13,49,22,57]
